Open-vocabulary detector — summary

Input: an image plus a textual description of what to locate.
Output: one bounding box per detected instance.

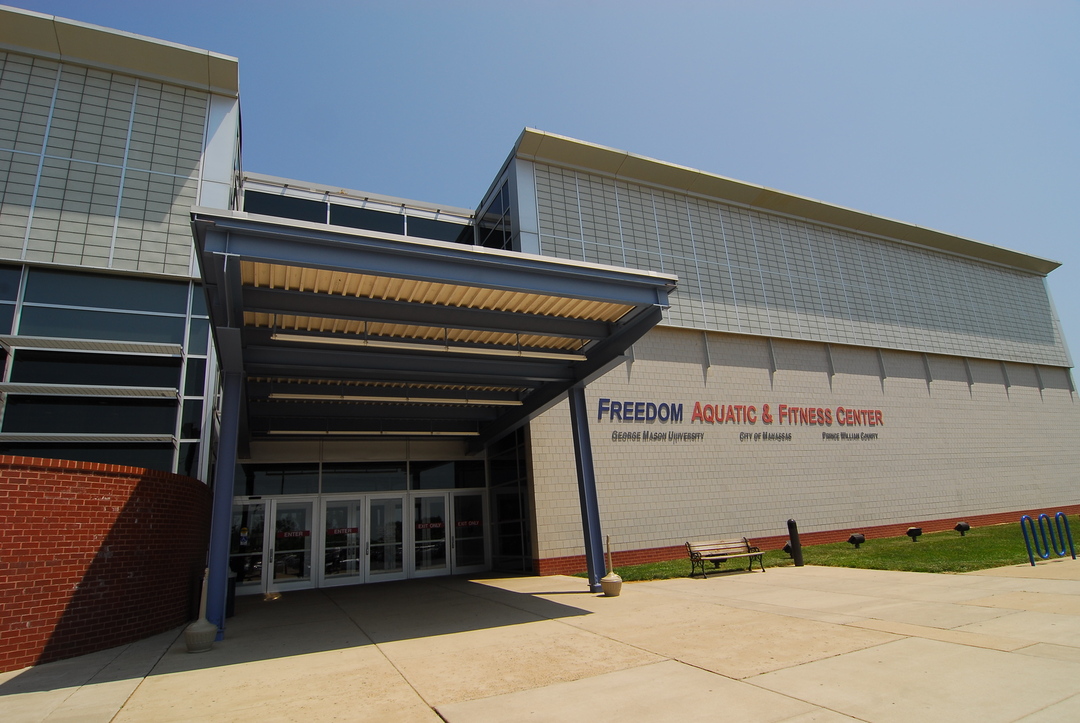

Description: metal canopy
[190,209,676,454]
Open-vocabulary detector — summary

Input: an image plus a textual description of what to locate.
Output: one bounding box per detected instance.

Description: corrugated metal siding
[242,261,632,322]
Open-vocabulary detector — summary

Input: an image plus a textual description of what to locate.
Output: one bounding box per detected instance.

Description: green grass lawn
[576,522,1061,582]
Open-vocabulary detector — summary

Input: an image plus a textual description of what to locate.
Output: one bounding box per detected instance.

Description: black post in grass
[787,519,804,567]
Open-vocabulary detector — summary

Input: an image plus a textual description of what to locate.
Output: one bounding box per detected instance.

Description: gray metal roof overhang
[191,209,677,455]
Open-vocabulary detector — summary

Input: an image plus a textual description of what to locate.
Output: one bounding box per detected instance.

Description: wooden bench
[686,538,765,578]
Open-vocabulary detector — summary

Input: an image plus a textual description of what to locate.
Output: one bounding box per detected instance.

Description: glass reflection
[273,502,312,582]
[454,494,486,568]
[230,503,265,588]
[369,498,403,575]
[414,496,447,571]
[324,501,362,580]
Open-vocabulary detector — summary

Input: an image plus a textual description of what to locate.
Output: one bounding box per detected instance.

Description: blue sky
[11,1,1080,362]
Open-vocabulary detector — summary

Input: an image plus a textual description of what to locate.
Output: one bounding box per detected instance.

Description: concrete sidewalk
[3,558,1080,722]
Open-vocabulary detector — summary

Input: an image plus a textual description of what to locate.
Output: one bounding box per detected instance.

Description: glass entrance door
[413,494,449,577]
[452,492,488,573]
[230,501,266,594]
[233,487,487,592]
[367,496,406,582]
[269,499,315,592]
[321,498,363,587]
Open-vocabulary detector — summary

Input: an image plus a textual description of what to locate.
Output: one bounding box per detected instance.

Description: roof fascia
[0,5,238,97]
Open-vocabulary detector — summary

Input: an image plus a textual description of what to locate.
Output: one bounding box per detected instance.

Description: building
[1,5,1077,671]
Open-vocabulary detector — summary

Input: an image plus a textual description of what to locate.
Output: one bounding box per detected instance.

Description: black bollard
[787,518,804,567]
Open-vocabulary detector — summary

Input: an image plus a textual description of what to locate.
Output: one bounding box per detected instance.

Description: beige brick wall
[530,326,1080,560]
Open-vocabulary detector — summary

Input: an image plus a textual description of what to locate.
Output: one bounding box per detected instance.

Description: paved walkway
[4,558,1080,722]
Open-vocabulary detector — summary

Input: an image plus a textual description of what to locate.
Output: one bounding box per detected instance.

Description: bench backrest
[686,538,751,557]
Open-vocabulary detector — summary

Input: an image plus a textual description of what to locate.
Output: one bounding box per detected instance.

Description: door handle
[365,542,370,556]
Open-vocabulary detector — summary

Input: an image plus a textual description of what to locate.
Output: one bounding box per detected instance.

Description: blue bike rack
[1020,512,1076,566]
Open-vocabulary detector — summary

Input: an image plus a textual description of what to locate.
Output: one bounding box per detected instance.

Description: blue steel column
[568,384,605,593]
[205,371,242,639]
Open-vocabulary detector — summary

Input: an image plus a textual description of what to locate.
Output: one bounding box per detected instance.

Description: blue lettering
[594,400,685,423]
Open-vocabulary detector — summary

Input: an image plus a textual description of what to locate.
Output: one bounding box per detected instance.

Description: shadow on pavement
[0,574,593,694]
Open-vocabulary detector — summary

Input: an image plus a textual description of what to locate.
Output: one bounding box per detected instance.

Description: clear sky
[10,1,1080,363]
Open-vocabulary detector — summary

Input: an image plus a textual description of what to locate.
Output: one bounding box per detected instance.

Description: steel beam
[205,371,241,640]
[568,384,605,593]
[242,344,573,385]
[193,213,676,307]
[246,380,524,404]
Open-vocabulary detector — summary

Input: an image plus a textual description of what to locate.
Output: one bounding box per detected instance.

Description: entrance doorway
[230,492,489,595]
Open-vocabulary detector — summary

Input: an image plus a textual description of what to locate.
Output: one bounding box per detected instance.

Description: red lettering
[691,401,703,423]
[747,406,757,423]
[876,410,883,426]
[703,404,715,423]
[778,404,788,424]
[823,407,833,425]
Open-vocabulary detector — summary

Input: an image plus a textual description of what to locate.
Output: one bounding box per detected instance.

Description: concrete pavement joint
[101,628,183,723]
[322,587,442,716]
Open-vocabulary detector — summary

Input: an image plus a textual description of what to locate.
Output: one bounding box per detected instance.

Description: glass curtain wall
[488,428,532,572]
[0,265,212,476]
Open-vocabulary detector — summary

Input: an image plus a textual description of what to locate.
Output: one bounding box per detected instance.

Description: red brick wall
[0,456,211,673]
[535,504,1080,576]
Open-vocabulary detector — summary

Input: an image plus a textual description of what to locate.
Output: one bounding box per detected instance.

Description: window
[2,396,178,434]
[329,205,404,235]
[24,269,188,314]
[9,350,182,387]
[478,183,512,250]
[322,462,407,492]
[235,463,320,496]
[407,217,473,244]
[0,443,175,472]
[0,265,21,300]
[244,190,326,223]
[19,307,187,344]
[410,460,486,489]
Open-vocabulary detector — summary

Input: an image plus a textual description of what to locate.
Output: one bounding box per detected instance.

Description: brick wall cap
[0,455,202,485]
